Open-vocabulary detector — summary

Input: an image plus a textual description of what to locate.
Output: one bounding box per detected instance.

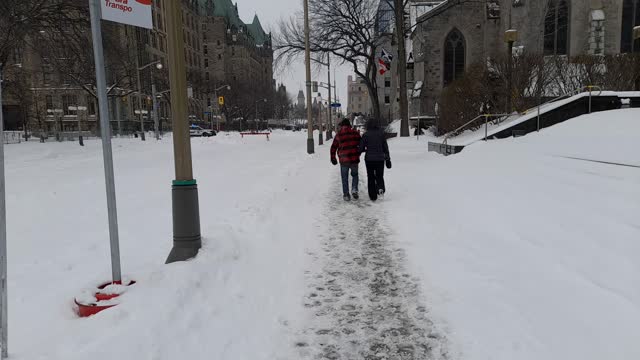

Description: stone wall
[412,0,627,116]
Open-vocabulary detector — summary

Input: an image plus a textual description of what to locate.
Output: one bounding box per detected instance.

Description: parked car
[189,126,216,137]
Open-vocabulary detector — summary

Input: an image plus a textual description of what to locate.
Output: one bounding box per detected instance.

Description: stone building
[6,0,274,135]
[411,0,640,117]
[202,0,273,120]
[347,75,372,116]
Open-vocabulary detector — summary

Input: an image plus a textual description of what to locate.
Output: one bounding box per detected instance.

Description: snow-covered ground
[387,109,640,360]
[4,131,330,359]
[3,109,639,359]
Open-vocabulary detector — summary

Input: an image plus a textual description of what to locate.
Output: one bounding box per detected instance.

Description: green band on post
[173,179,197,186]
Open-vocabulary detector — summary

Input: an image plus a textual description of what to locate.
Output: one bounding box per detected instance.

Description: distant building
[297,90,305,110]
[11,0,274,134]
[347,75,372,117]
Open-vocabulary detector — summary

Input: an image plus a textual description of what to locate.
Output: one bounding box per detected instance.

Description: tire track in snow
[293,179,449,359]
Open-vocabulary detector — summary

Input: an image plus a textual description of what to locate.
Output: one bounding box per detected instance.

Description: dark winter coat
[331,126,362,164]
[359,122,390,162]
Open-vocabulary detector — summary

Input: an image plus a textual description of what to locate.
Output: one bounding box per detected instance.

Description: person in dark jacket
[330,118,362,201]
[359,119,391,201]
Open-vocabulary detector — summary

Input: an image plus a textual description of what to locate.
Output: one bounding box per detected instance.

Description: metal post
[317,95,323,146]
[417,117,420,141]
[166,0,201,263]
[588,86,592,114]
[116,93,122,137]
[214,90,220,132]
[484,115,488,141]
[152,84,159,140]
[326,54,332,140]
[0,67,9,360]
[135,43,146,141]
[303,0,314,154]
[89,0,122,283]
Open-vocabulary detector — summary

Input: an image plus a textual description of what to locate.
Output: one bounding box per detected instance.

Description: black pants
[365,161,385,200]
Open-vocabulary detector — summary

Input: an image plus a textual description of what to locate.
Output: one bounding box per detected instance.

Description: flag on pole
[377,48,393,75]
[381,48,393,64]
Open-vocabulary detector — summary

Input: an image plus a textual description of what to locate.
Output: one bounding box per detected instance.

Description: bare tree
[276,0,385,120]
[0,0,87,69]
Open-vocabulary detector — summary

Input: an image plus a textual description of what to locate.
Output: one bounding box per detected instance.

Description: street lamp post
[505,29,518,114]
[136,61,163,141]
[151,84,160,140]
[633,25,640,53]
[303,0,314,154]
[165,0,201,263]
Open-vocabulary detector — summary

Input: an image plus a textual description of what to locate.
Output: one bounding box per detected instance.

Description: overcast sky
[236,0,351,108]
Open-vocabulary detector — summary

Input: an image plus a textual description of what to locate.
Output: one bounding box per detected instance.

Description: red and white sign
[101,0,153,29]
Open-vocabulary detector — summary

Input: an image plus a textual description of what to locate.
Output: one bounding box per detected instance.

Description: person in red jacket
[330,118,362,201]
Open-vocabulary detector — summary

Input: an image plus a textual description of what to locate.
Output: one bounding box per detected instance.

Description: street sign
[100,0,153,29]
[218,96,224,106]
[330,103,341,108]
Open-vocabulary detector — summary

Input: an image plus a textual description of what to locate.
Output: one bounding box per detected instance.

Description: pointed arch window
[621,0,640,53]
[443,29,465,86]
[544,0,569,55]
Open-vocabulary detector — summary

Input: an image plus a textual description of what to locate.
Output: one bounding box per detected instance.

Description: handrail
[441,86,606,145]
[442,113,509,145]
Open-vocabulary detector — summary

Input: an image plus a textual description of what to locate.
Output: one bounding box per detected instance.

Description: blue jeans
[340,164,359,195]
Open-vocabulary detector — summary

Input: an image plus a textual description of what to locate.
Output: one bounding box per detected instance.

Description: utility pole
[326,54,332,140]
[303,0,314,154]
[165,0,201,263]
[394,0,410,137]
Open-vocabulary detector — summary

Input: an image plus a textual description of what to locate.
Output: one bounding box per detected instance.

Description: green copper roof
[202,0,269,45]
[247,15,268,45]
[210,0,243,27]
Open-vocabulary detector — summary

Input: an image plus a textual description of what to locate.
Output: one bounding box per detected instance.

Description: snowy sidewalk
[292,174,449,359]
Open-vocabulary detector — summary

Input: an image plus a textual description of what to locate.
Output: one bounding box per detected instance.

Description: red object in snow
[75,280,136,317]
[75,299,117,317]
[136,0,153,5]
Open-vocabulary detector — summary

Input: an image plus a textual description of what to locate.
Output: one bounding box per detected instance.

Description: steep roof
[206,0,269,45]
[210,0,243,27]
[247,14,268,45]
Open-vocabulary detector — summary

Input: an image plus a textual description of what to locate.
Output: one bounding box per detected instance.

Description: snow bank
[386,109,640,360]
[4,131,330,360]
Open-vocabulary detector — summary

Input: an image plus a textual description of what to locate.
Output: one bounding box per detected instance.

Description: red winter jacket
[330,126,362,165]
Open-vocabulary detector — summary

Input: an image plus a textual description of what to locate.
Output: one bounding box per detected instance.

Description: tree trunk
[395,0,410,137]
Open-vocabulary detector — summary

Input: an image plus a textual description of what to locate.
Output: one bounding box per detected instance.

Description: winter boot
[343,194,351,201]
[352,192,359,200]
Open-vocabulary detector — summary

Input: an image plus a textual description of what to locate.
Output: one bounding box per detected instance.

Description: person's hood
[365,119,381,131]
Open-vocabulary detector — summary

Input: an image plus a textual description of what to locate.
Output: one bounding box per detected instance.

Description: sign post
[89,0,123,283]
[88,0,151,283]
[0,67,8,360]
